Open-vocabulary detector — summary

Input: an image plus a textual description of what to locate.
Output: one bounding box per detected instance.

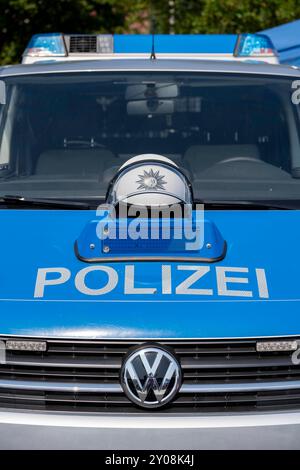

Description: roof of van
[1,58,300,78]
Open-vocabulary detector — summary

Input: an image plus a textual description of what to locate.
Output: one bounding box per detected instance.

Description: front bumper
[0,409,300,449]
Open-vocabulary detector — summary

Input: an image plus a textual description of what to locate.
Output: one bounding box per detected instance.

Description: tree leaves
[1,0,300,64]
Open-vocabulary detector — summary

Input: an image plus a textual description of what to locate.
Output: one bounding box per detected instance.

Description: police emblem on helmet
[120,345,182,409]
[136,169,167,191]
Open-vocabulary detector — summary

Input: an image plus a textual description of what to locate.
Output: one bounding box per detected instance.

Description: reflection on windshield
[0,71,299,202]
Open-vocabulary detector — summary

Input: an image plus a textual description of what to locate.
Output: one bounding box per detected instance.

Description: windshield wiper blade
[199,200,297,210]
[0,195,91,209]
[1,195,296,211]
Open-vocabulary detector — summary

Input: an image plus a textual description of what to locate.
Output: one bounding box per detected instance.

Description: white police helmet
[107,154,193,207]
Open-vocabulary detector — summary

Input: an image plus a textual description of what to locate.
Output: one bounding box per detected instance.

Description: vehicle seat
[184,144,260,178]
[35,148,118,177]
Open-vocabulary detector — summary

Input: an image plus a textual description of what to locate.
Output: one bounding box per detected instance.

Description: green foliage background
[1,0,300,64]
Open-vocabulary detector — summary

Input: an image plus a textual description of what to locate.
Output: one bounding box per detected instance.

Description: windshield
[0,71,300,203]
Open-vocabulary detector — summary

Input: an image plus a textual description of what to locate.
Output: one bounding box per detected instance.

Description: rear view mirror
[127,99,174,115]
[125,83,178,100]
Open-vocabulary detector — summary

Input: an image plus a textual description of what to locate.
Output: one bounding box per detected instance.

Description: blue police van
[0,32,299,449]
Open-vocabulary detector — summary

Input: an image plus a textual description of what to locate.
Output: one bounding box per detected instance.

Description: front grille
[69,35,97,53]
[0,337,299,413]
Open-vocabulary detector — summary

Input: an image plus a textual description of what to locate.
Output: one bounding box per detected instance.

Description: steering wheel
[216,156,264,165]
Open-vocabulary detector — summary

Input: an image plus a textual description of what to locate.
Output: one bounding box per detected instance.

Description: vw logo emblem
[120,345,182,409]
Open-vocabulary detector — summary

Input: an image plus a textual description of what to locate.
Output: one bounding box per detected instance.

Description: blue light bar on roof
[234,33,277,57]
[22,32,278,63]
[24,32,66,57]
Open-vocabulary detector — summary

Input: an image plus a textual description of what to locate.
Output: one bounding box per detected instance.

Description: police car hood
[0,209,299,339]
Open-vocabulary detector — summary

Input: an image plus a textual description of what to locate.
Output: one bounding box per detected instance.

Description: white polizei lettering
[216,267,252,297]
[176,265,213,295]
[34,267,71,298]
[75,266,118,296]
[162,265,172,294]
[124,265,157,294]
[34,264,270,299]
[256,268,269,298]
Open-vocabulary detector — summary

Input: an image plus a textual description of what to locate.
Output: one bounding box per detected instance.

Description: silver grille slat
[181,381,300,393]
[5,358,121,369]
[1,379,300,394]
[0,379,122,393]
[5,355,294,369]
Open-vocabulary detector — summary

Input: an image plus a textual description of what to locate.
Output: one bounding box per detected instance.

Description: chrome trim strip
[1,379,300,394]
[3,358,290,370]
[0,380,123,393]
[5,360,121,369]
[181,381,300,393]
